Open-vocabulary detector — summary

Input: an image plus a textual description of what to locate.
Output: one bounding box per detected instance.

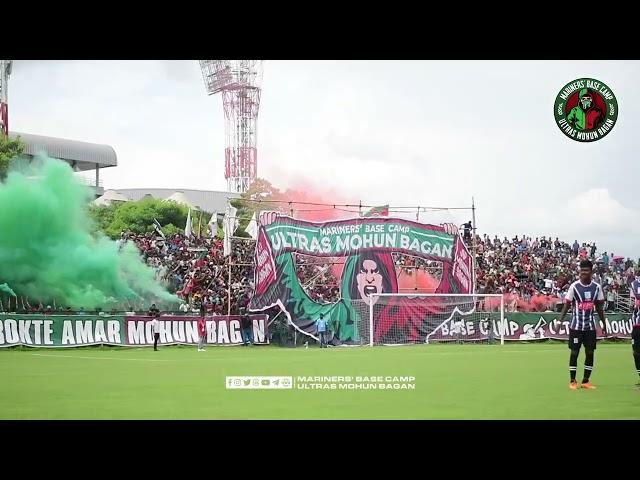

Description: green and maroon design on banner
[250,214,474,345]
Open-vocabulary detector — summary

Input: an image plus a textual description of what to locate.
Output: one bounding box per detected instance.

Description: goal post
[359,293,504,346]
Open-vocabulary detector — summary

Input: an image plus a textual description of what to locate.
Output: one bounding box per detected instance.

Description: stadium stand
[11,230,638,315]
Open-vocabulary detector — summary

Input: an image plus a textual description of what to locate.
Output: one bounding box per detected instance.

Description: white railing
[612,290,633,313]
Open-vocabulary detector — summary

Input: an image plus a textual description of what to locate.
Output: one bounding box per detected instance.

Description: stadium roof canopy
[93,190,130,206]
[9,131,117,171]
[165,191,196,208]
[114,188,240,214]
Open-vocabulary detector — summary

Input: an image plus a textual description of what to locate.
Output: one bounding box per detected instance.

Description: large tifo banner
[0,315,269,348]
[250,213,473,345]
[430,312,637,342]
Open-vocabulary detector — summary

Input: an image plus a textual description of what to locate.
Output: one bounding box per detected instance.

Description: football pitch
[0,343,638,420]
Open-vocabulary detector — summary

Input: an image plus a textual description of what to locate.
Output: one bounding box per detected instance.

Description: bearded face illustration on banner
[250,212,474,344]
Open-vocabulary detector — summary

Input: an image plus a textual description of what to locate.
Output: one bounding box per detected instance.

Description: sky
[7,60,640,257]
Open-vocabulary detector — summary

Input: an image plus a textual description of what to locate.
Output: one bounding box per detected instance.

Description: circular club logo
[554,78,618,142]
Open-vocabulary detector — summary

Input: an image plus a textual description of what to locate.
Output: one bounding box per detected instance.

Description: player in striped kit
[557,260,606,390]
[629,271,640,386]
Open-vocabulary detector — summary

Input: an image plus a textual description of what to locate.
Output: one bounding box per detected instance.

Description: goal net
[352,293,504,346]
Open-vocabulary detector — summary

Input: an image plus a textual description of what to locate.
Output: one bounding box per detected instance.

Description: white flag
[245,212,258,240]
[153,218,166,239]
[185,208,193,238]
[229,205,238,232]
[223,204,238,257]
[207,211,218,237]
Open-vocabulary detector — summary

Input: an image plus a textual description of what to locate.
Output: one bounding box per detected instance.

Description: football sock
[583,350,594,383]
[569,350,578,381]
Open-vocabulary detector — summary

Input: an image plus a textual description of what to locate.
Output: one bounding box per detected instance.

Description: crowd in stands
[290,228,640,312]
[4,226,638,315]
[122,232,254,315]
[84,231,640,314]
[471,234,638,311]
[294,254,341,303]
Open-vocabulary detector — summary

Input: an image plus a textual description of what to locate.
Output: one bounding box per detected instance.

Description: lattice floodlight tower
[199,60,263,193]
[0,60,12,137]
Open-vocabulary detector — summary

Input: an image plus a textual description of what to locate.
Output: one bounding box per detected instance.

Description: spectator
[606,289,616,311]
[315,312,328,348]
[197,314,207,352]
[148,303,160,317]
[462,221,472,242]
[151,313,160,351]
[240,308,252,346]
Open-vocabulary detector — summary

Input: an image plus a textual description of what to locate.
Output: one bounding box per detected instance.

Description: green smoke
[0,155,180,309]
[0,283,17,297]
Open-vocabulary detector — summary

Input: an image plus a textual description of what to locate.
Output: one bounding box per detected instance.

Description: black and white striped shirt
[564,280,604,331]
[630,279,640,327]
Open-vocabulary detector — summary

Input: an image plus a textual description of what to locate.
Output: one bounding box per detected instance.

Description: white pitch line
[409,348,554,356]
[31,353,172,362]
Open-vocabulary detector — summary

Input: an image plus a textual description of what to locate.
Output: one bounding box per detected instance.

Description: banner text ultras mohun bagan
[249,214,474,345]
[0,315,269,347]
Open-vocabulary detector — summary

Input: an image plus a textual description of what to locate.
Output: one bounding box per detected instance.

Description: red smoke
[397,269,440,293]
[271,177,354,277]
[482,294,559,313]
[279,178,357,222]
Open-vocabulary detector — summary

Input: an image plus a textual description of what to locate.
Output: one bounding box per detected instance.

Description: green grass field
[0,343,638,419]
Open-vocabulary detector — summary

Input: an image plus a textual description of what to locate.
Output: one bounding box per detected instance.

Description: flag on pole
[207,211,218,237]
[363,205,389,217]
[223,204,238,257]
[152,218,166,239]
[245,212,258,240]
[185,208,193,238]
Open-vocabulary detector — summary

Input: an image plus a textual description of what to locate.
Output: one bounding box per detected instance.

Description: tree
[87,203,119,236]
[162,223,183,237]
[232,178,288,237]
[0,134,26,181]
[105,198,189,238]
[88,197,214,240]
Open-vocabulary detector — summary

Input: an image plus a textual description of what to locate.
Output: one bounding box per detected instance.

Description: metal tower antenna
[0,60,12,137]
[199,60,263,193]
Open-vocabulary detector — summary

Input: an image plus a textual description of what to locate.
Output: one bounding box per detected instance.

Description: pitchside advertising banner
[429,312,636,342]
[0,315,269,347]
[250,214,474,345]
[0,313,635,347]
